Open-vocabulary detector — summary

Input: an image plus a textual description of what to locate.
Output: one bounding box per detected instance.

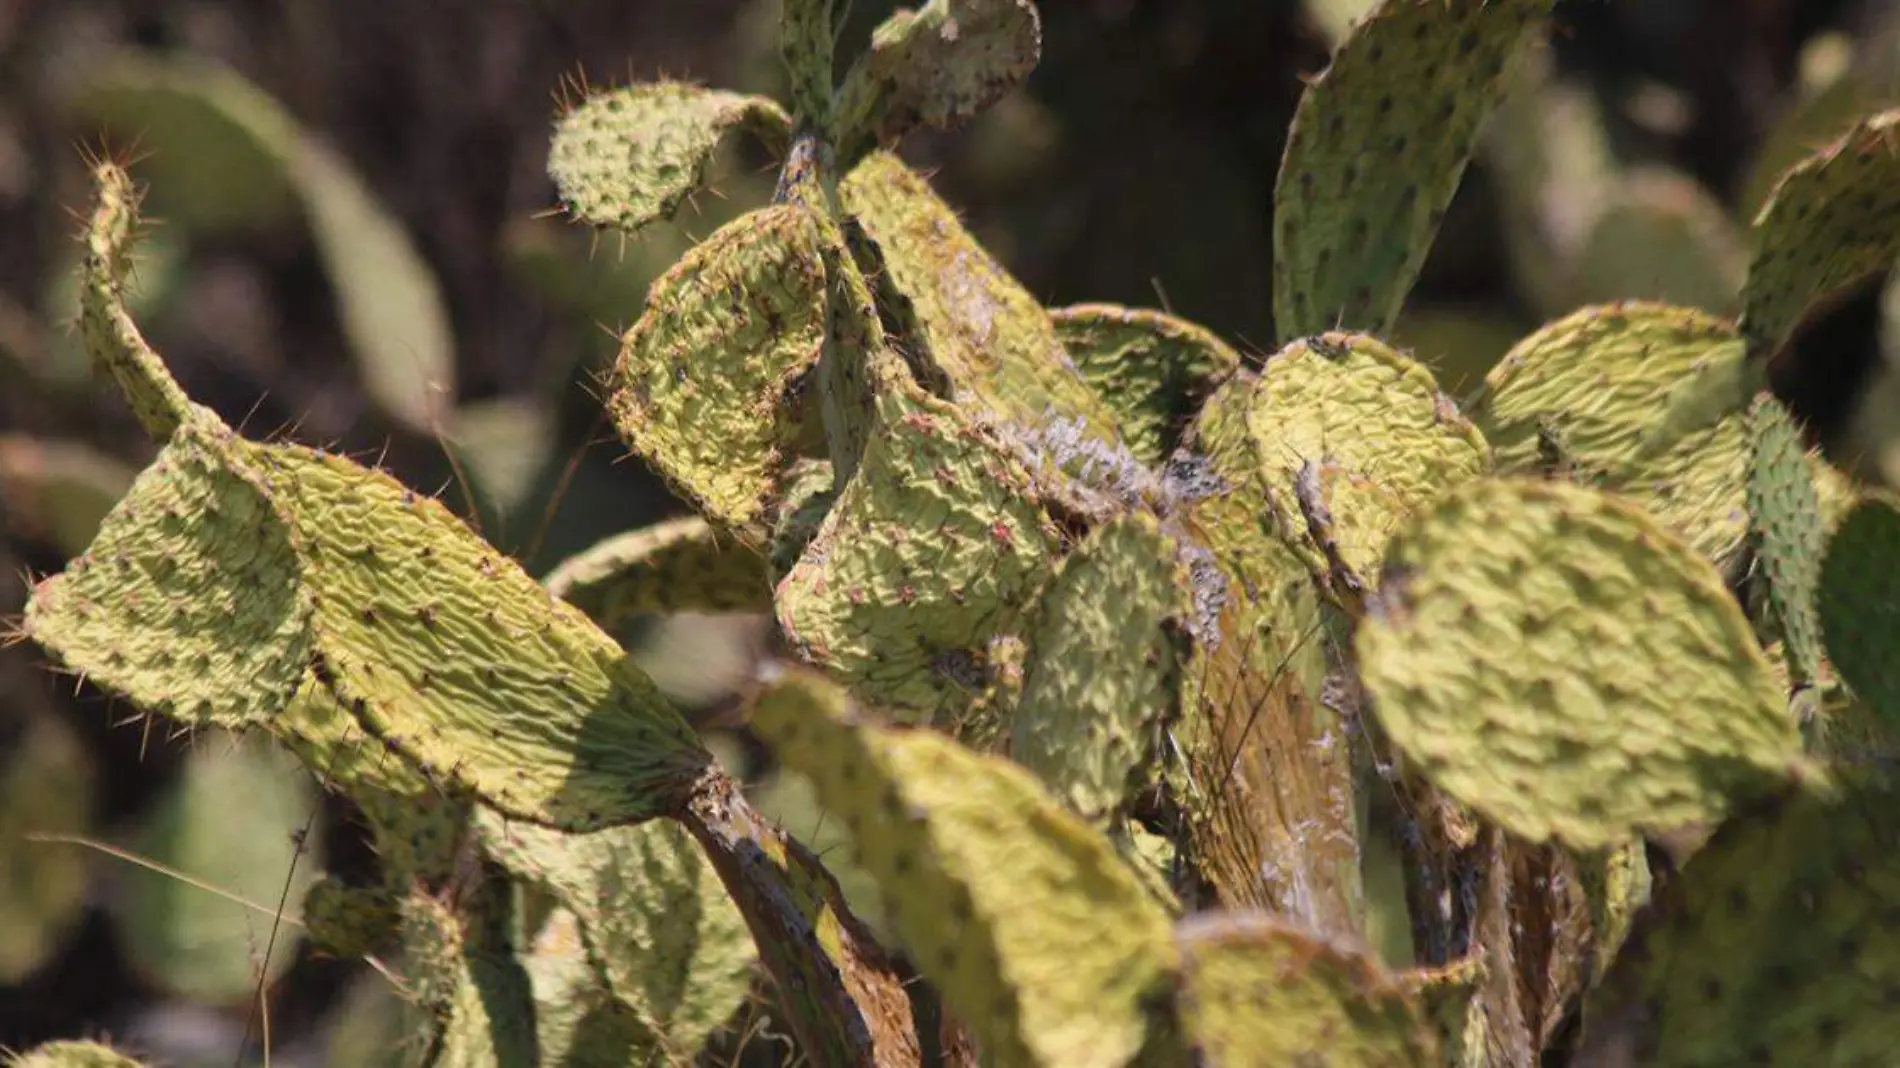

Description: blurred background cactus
[3,1,1900,1066]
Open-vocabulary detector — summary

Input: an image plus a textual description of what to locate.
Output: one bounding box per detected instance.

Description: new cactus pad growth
[19,1,1900,1064]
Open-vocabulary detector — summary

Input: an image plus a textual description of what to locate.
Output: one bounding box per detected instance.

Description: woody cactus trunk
[13,1,1900,1066]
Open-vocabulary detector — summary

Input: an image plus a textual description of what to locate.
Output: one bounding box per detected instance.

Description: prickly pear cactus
[1274,0,1553,340]
[542,515,771,626]
[1047,303,1242,466]
[752,670,1183,1068]
[1356,478,1801,848]
[1818,496,1900,718]
[1744,393,1828,688]
[834,0,1042,155]
[4,1043,148,1068]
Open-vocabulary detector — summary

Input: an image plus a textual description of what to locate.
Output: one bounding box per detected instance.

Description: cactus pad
[1356,478,1801,849]
[1741,109,1900,360]
[840,152,1123,443]
[1745,393,1827,687]
[24,424,313,731]
[5,1043,147,1068]
[1245,332,1490,583]
[398,893,537,1066]
[543,515,772,628]
[1048,303,1243,466]
[0,712,94,984]
[1175,912,1438,1066]
[606,205,829,542]
[1011,511,1191,821]
[752,671,1180,1068]
[302,876,398,960]
[835,0,1042,152]
[0,436,135,558]
[1273,0,1553,340]
[1579,781,1900,1065]
[774,387,1063,720]
[548,82,791,236]
[475,810,757,1057]
[1818,496,1900,718]
[522,909,665,1066]
[242,442,709,831]
[1477,303,1777,569]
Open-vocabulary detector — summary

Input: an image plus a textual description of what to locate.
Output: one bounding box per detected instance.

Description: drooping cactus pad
[543,515,773,627]
[24,424,312,731]
[1175,912,1438,1066]
[1818,496,1900,719]
[1010,511,1192,821]
[752,671,1181,1068]
[548,82,791,236]
[606,205,829,543]
[1740,108,1900,360]
[1273,0,1554,340]
[1048,303,1243,466]
[835,0,1042,154]
[1356,478,1802,849]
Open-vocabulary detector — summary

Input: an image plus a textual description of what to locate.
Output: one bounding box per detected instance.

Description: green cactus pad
[1818,496,1900,718]
[1175,912,1438,1066]
[302,876,398,960]
[606,205,829,542]
[76,58,455,433]
[780,0,839,128]
[752,670,1180,1068]
[1578,780,1900,1066]
[4,1043,148,1068]
[1356,478,1801,850]
[1273,0,1553,340]
[1573,168,1747,316]
[76,163,205,441]
[840,152,1124,443]
[767,459,837,586]
[542,516,772,628]
[1476,302,1809,570]
[548,82,791,236]
[475,810,757,1058]
[1745,393,1827,687]
[835,0,1042,153]
[242,442,710,831]
[1245,332,1490,584]
[1741,109,1900,360]
[775,386,1063,720]
[1011,511,1192,821]
[1048,303,1243,466]
[0,436,135,558]
[117,733,318,1002]
[24,424,313,731]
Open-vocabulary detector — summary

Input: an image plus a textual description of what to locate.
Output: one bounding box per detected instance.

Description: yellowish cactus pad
[1356,478,1801,850]
[1010,511,1192,821]
[242,442,709,831]
[1741,109,1900,360]
[752,671,1180,1068]
[25,423,312,731]
[1578,781,1900,1066]
[1048,302,1243,466]
[607,205,830,543]
[1274,0,1553,340]
[548,82,791,236]
[1175,912,1438,1067]
[4,1042,148,1068]
[774,387,1063,720]
[840,152,1124,444]
[475,811,757,1060]
[542,515,772,628]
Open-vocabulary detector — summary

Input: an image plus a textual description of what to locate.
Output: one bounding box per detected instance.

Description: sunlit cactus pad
[836,0,1043,151]
[1048,303,1242,466]
[1357,478,1800,848]
[543,515,772,627]
[548,82,790,236]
